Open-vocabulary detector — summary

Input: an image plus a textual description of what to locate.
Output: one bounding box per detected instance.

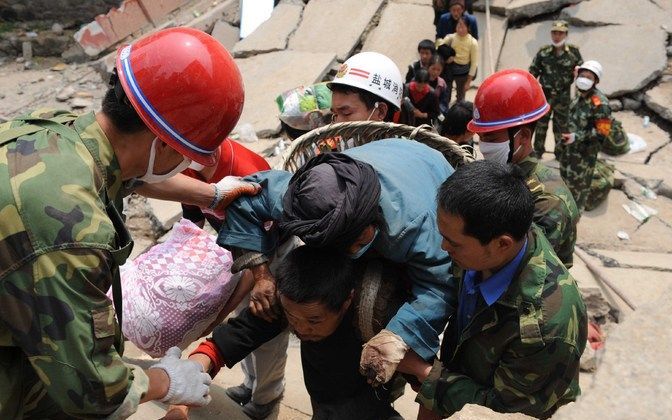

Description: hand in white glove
[359,329,409,386]
[150,347,212,406]
[202,176,261,219]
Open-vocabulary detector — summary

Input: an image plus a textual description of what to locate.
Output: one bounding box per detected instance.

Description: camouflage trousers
[534,92,570,159]
[0,347,69,419]
[560,141,600,212]
[584,159,615,211]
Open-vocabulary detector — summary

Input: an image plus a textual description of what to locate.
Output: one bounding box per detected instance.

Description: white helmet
[329,52,403,109]
[578,60,603,81]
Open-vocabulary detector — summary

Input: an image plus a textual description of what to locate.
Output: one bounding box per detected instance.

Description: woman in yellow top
[437,16,479,103]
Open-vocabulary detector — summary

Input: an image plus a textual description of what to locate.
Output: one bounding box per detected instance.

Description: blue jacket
[217,139,457,360]
[436,12,479,39]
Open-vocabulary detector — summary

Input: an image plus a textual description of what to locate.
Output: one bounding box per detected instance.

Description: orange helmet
[467,69,549,134]
[116,27,244,166]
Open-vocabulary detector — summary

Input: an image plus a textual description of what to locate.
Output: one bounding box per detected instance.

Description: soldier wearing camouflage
[416,225,587,417]
[519,155,579,268]
[0,27,248,418]
[529,20,583,159]
[560,61,611,211]
[410,161,587,418]
[0,110,146,418]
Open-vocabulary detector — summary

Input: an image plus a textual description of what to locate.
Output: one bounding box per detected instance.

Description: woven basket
[280,121,475,172]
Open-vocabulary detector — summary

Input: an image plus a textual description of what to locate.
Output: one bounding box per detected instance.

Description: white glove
[359,329,409,386]
[203,176,261,219]
[150,347,212,406]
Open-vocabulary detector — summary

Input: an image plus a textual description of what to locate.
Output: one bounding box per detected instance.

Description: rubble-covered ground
[1,0,671,418]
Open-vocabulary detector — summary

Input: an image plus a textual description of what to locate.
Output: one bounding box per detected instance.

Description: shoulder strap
[0,114,80,146]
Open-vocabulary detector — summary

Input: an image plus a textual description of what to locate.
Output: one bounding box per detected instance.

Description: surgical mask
[349,229,379,259]
[551,40,565,48]
[188,161,205,171]
[575,77,594,91]
[366,102,380,121]
[137,138,191,184]
[479,132,522,165]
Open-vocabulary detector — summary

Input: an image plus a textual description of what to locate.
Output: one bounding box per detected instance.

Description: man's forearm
[136,174,215,208]
[140,368,170,403]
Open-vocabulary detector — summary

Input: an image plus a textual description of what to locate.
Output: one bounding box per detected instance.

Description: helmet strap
[110,68,131,106]
[507,127,521,163]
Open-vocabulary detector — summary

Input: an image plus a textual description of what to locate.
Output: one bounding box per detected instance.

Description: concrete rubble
[1,1,672,419]
[498,21,668,97]
[233,1,303,58]
[288,0,385,61]
[554,286,672,420]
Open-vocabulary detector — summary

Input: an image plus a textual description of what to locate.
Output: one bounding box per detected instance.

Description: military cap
[551,20,569,32]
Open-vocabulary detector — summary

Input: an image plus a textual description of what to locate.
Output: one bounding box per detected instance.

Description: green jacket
[569,88,612,150]
[416,225,587,418]
[529,44,583,96]
[519,156,579,268]
[0,110,147,419]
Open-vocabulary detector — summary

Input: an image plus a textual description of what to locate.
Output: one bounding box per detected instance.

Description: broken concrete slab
[505,0,586,22]
[644,79,672,123]
[473,12,508,86]
[234,50,336,137]
[288,0,385,61]
[554,285,672,420]
[577,189,640,250]
[593,249,672,271]
[448,404,534,419]
[233,2,303,58]
[497,22,668,97]
[392,0,433,4]
[211,20,240,51]
[601,111,671,164]
[649,142,672,167]
[629,216,672,253]
[561,0,672,29]
[361,2,435,76]
[188,0,240,33]
[146,198,183,231]
[473,0,514,16]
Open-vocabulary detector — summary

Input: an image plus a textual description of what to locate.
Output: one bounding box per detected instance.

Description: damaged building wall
[0,0,122,23]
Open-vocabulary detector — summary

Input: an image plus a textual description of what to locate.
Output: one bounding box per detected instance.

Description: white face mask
[551,40,565,48]
[137,138,191,184]
[575,77,594,92]
[188,161,205,172]
[479,131,522,164]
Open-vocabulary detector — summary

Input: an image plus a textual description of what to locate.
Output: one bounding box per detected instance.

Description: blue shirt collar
[463,239,528,306]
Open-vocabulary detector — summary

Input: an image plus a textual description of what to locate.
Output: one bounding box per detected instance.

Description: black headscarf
[280,153,381,250]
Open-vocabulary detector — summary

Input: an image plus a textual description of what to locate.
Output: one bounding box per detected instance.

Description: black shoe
[241,396,282,420]
[388,408,404,420]
[226,384,252,406]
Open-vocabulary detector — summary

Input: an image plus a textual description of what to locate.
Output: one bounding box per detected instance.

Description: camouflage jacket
[569,88,612,150]
[416,225,587,418]
[0,110,148,418]
[529,44,583,96]
[519,156,579,268]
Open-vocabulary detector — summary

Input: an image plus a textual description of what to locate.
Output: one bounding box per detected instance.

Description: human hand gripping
[359,329,409,386]
[203,176,262,219]
[150,347,212,406]
[249,263,280,322]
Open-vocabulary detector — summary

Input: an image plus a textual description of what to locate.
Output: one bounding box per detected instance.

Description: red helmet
[116,27,244,166]
[467,69,549,134]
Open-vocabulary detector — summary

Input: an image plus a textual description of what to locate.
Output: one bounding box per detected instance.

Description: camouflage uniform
[518,155,579,268]
[416,225,587,418]
[0,110,148,419]
[560,88,612,211]
[529,44,583,159]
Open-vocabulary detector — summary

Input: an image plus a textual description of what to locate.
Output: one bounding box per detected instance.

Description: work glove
[150,347,212,406]
[202,176,261,219]
[359,329,409,387]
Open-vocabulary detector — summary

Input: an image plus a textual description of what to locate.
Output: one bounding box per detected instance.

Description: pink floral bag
[111,218,237,357]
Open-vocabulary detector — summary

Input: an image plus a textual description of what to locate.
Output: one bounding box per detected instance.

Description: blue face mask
[349,229,379,259]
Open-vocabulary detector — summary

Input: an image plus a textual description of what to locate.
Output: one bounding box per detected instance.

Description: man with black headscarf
[217,138,457,388]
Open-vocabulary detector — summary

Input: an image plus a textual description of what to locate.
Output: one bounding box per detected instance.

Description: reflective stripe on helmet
[471,103,550,128]
[121,52,214,155]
